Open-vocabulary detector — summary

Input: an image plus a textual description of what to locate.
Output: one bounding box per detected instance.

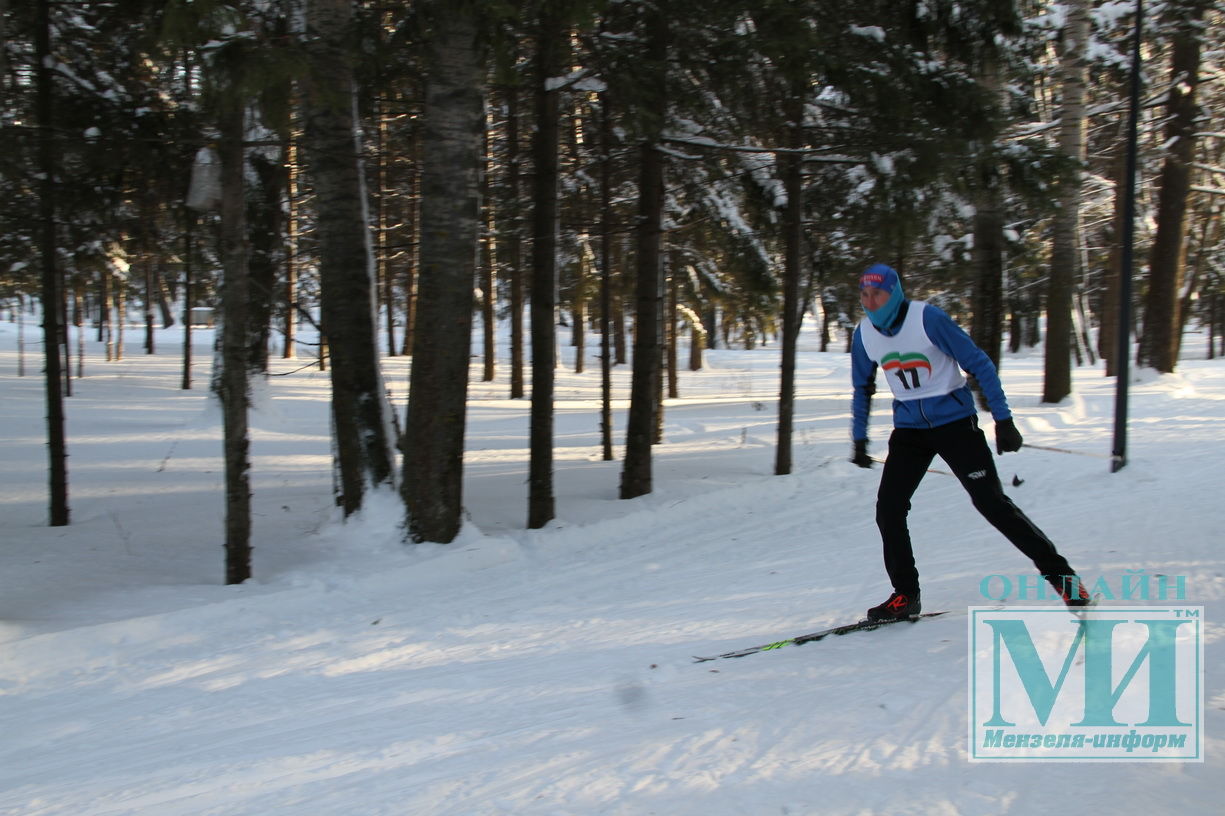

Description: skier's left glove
[851,439,873,468]
[995,418,1023,455]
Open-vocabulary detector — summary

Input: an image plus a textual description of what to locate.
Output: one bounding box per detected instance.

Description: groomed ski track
[2,331,1222,815]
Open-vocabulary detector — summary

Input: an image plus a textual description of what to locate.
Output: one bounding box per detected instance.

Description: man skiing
[849,262,1091,620]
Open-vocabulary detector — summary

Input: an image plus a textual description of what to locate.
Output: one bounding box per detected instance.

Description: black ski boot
[866,590,921,621]
[1047,575,1093,608]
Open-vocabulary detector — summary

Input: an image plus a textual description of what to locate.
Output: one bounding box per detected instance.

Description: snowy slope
[1,319,1222,815]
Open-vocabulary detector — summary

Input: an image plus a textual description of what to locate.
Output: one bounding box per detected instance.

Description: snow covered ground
[1,317,1221,815]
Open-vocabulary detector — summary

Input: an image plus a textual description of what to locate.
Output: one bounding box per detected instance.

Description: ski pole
[869,457,1024,487]
[1022,442,1111,459]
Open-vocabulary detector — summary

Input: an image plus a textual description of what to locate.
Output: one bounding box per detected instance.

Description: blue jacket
[851,301,1011,441]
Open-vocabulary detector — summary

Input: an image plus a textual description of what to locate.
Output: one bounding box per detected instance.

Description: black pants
[876,415,1075,594]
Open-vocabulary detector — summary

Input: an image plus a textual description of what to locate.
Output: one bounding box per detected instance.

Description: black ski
[692,611,949,663]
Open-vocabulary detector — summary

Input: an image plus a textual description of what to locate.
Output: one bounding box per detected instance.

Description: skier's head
[860,263,904,329]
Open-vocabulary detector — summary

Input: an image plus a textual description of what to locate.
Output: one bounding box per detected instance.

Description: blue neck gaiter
[867,287,903,330]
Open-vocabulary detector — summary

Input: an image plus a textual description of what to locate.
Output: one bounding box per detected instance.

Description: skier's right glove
[851,439,873,469]
[995,418,1023,455]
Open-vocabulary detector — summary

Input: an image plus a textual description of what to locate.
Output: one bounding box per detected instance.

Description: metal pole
[1112,0,1143,473]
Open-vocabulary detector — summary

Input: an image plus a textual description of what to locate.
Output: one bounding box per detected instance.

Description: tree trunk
[304,0,396,516]
[376,96,396,358]
[402,4,485,542]
[613,236,627,364]
[527,7,562,528]
[72,279,84,378]
[970,55,1006,376]
[218,99,251,584]
[598,92,614,462]
[573,249,587,374]
[666,268,678,399]
[1138,0,1209,373]
[401,123,422,357]
[284,130,300,359]
[506,84,525,399]
[481,110,496,382]
[115,282,125,361]
[620,10,668,500]
[143,225,155,355]
[1099,137,1128,375]
[775,90,804,477]
[1043,0,1090,403]
[36,0,68,526]
[247,151,285,375]
[182,209,193,390]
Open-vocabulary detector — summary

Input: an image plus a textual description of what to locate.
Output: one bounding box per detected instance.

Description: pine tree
[527,3,564,528]
[1139,0,1212,373]
[1043,0,1092,403]
[619,3,669,501]
[303,0,396,516]
[402,1,487,542]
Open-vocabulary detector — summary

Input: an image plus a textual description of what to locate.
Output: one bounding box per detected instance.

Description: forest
[3,0,1223,580]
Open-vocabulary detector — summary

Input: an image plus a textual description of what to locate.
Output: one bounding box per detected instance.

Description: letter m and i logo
[968,607,1203,761]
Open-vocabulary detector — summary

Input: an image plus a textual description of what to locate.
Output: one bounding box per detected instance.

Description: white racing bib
[859,302,966,401]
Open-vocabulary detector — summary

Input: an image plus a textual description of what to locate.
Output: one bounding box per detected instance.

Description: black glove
[851,439,873,468]
[995,418,1023,455]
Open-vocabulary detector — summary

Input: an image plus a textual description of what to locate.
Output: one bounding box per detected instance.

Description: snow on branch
[660,135,857,161]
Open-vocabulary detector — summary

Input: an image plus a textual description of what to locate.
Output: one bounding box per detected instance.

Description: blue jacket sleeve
[922,305,1012,422]
[850,326,877,441]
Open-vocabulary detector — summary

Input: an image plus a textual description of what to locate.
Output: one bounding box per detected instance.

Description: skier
[849,263,1091,620]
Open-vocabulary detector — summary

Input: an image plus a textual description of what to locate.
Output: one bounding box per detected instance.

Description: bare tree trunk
[1043,0,1090,403]
[182,209,194,389]
[621,138,665,501]
[72,279,84,378]
[970,51,1006,377]
[218,99,251,584]
[142,201,155,355]
[284,130,299,359]
[598,92,615,461]
[36,0,68,526]
[247,151,284,375]
[1179,212,1216,341]
[505,84,526,399]
[304,0,396,516]
[613,236,627,364]
[376,95,396,358]
[402,4,485,542]
[1139,0,1209,372]
[481,109,496,381]
[527,7,562,528]
[775,90,803,477]
[666,269,678,399]
[16,294,26,377]
[401,123,421,357]
[59,275,71,397]
[573,247,587,374]
[620,9,668,500]
[115,282,125,361]
[1099,137,1127,375]
[689,319,703,371]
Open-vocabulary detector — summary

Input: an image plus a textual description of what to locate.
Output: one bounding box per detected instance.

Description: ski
[692,611,950,663]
